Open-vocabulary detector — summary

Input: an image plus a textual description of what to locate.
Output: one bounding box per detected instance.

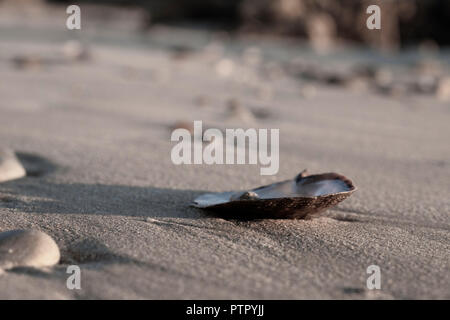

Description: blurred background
[46,0,450,50]
[1,0,449,107]
[2,0,449,104]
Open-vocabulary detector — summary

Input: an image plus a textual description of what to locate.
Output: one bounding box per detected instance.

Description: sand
[0,2,449,299]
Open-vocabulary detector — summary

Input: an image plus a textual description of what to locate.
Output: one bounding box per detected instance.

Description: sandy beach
[0,2,449,299]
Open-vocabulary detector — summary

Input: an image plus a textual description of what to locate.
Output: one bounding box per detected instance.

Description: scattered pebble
[413,75,439,94]
[296,66,348,86]
[377,82,409,97]
[12,42,89,70]
[170,121,194,134]
[61,40,91,62]
[414,59,443,76]
[11,55,43,70]
[169,121,220,143]
[351,64,377,79]
[168,45,196,60]
[0,149,26,183]
[306,13,336,53]
[251,107,272,120]
[345,77,371,91]
[375,68,394,88]
[437,77,450,101]
[0,230,60,270]
[215,59,234,78]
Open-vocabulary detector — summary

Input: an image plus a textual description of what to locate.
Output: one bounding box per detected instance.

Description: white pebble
[0,230,60,270]
[0,149,26,183]
[215,59,234,78]
[437,77,450,101]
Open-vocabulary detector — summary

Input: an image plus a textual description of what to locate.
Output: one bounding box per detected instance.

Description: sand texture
[0,2,449,299]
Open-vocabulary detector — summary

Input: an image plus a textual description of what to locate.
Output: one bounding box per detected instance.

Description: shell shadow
[0,179,207,219]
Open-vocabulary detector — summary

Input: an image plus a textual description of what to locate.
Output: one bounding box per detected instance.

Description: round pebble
[437,77,450,101]
[0,230,60,270]
[61,40,90,61]
[215,59,234,78]
[0,148,26,183]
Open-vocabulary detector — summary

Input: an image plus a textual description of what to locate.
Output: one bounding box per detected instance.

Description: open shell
[192,170,356,219]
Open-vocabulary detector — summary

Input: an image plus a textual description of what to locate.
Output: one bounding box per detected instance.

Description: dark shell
[192,170,356,219]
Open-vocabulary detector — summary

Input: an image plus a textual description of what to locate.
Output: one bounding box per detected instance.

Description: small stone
[251,107,272,120]
[375,68,393,87]
[414,59,442,76]
[345,77,370,91]
[413,75,438,94]
[0,149,26,183]
[386,83,409,97]
[0,229,60,270]
[170,121,194,134]
[437,77,450,101]
[306,13,337,53]
[11,55,42,70]
[215,59,234,78]
[168,45,195,60]
[61,40,90,62]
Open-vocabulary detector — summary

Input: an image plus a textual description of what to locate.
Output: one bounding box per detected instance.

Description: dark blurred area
[48,0,450,50]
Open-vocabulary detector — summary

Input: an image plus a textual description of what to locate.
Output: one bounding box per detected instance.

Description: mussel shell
[192,171,356,219]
